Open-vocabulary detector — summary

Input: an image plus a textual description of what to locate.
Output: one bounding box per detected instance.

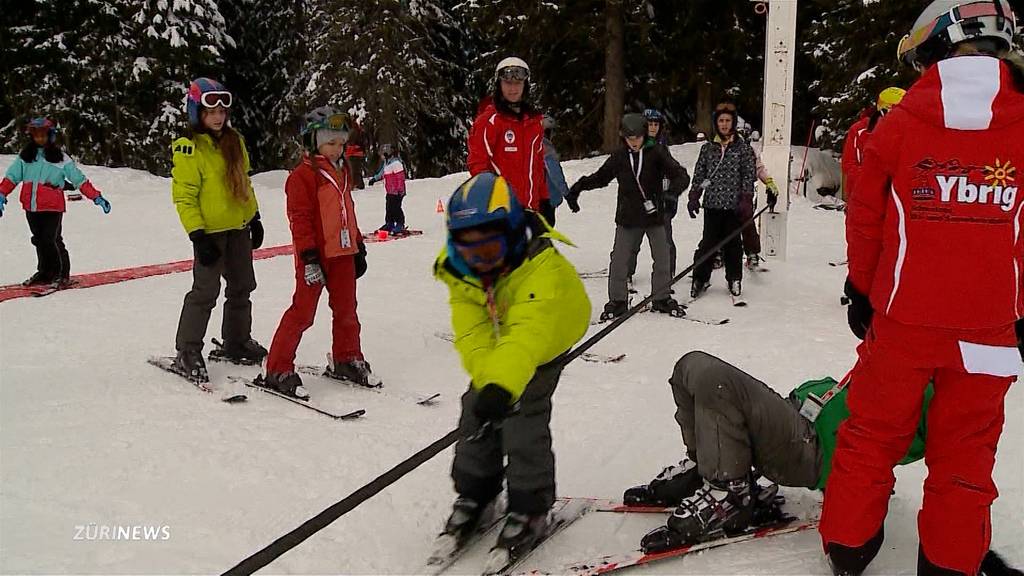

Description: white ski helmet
[898,0,1017,71]
[495,56,530,81]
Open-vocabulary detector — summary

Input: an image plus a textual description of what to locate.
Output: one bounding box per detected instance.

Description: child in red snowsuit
[263,107,375,399]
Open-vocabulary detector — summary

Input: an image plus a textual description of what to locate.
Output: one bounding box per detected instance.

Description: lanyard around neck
[628,149,649,200]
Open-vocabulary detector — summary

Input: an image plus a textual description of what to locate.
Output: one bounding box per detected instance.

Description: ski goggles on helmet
[497,66,529,82]
[200,91,233,109]
[303,112,351,136]
[26,117,55,130]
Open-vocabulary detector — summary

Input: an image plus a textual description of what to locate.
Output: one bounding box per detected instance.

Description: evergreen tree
[804,0,918,149]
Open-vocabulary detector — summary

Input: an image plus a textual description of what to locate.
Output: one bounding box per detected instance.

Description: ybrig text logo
[73,524,171,541]
[935,159,1018,212]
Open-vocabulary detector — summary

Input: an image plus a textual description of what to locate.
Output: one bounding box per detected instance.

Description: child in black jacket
[566,113,690,320]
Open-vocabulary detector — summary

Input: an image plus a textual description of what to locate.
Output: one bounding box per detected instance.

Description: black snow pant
[668,351,822,487]
[175,228,257,353]
[26,211,70,281]
[692,208,744,285]
[452,357,565,515]
[383,193,406,231]
[539,199,556,227]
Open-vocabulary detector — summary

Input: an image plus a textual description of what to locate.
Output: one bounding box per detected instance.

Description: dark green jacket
[789,378,933,490]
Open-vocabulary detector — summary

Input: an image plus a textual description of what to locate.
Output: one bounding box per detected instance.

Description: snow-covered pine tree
[220,0,307,171]
[804,0,918,150]
[301,0,471,177]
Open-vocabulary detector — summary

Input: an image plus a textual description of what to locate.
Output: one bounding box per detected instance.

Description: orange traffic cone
[436,198,445,214]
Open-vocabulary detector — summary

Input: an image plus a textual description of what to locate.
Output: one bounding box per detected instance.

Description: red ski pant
[266,255,362,374]
[820,314,1018,574]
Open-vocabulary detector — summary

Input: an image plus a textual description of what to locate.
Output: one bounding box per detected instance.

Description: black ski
[207,338,263,366]
[147,356,246,402]
[294,364,440,406]
[231,376,364,419]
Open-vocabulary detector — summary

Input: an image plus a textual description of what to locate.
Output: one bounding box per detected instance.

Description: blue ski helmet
[447,172,525,233]
[187,77,232,128]
[643,108,664,123]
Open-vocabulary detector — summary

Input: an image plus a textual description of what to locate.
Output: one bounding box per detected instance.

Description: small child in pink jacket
[368,144,408,235]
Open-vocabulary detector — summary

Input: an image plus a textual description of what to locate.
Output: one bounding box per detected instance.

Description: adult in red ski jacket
[821,3,1024,576]
[840,88,905,201]
[467,57,552,223]
[840,110,871,201]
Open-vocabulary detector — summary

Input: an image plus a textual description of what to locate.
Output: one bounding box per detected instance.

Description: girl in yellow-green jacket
[428,173,590,566]
[168,78,266,384]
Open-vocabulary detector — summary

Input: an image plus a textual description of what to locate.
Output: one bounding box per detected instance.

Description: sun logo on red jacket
[983,159,1016,188]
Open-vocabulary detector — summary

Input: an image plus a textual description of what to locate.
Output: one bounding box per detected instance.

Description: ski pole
[562,205,771,365]
[222,205,770,576]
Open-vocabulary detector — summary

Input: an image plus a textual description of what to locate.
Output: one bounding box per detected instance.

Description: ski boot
[745,253,761,271]
[263,371,309,400]
[690,279,710,300]
[640,477,753,552]
[390,226,410,237]
[209,338,268,366]
[651,297,687,318]
[426,497,491,567]
[728,280,742,298]
[22,271,54,287]
[623,458,702,506]
[826,528,884,576]
[173,349,209,383]
[484,511,550,574]
[327,358,382,388]
[600,300,628,322]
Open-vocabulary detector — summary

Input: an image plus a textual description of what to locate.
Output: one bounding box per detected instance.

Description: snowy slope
[0,151,1020,574]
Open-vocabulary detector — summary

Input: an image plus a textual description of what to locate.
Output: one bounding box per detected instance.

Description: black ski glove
[687,197,700,219]
[189,230,221,267]
[844,278,873,340]
[566,183,582,213]
[249,212,264,250]
[474,383,514,423]
[354,240,368,279]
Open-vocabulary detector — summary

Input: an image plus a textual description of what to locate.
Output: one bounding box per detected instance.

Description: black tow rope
[222,205,773,575]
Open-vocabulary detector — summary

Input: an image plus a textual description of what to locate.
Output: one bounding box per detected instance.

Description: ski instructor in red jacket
[821,2,1024,576]
[467,57,553,225]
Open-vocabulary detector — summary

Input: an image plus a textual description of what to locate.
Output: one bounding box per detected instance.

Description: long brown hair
[191,111,250,203]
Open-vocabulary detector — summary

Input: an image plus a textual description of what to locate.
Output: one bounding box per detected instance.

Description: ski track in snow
[1,148,1021,574]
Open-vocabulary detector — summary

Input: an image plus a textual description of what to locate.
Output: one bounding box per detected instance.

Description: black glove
[355,240,367,279]
[189,230,221,267]
[249,212,264,250]
[662,195,679,219]
[844,278,873,340]
[687,197,700,219]
[566,184,582,213]
[474,384,513,423]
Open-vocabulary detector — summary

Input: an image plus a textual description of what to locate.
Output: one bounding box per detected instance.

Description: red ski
[547,517,819,576]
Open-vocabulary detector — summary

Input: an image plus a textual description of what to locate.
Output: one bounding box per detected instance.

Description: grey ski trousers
[609,224,671,302]
[669,351,822,487]
[175,228,257,352]
[452,358,565,515]
[627,216,677,281]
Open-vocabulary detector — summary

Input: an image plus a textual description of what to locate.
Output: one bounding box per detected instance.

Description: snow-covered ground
[0,149,1020,574]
